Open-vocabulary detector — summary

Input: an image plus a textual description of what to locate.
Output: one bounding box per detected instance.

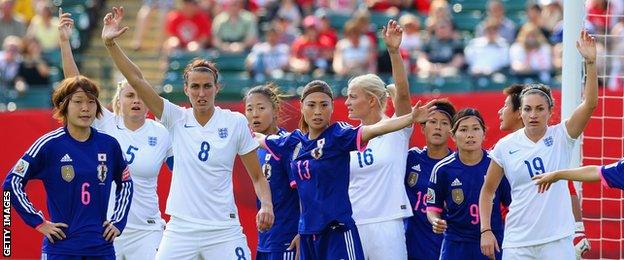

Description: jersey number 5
[125,145,139,164]
[524,157,545,178]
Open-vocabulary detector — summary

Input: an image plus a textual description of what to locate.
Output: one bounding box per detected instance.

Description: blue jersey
[3,127,133,256]
[404,147,449,260]
[601,159,624,189]
[426,150,507,243]
[264,122,364,234]
[256,129,300,252]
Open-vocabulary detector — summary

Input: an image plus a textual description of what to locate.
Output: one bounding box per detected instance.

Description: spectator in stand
[289,15,327,75]
[586,0,612,34]
[510,24,553,82]
[245,27,290,81]
[274,15,300,45]
[131,0,174,50]
[14,37,49,92]
[352,9,378,50]
[12,0,33,22]
[464,19,509,76]
[27,1,59,54]
[476,0,516,44]
[317,0,358,15]
[425,0,451,33]
[269,0,302,29]
[399,13,424,73]
[0,35,21,87]
[418,20,464,77]
[526,3,551,40]
[0,0,25,44]
[315,9,338,53]
[412,0,432,15]
[163,0,211,53]
[366,0,402,15]
[333,20,376,76]
[541,0,562,34]
[212,0,258,53]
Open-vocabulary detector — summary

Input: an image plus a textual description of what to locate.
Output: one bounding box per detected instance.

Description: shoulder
[433,153,457,173]
[146,119,170,135]
[408,146,424,155]
[94,129,121,144]
[219,108,248,126]
[25,127,66,157]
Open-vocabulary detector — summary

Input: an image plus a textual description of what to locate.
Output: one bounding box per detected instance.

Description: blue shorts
[440,239,502,260]
[41,253,115,260]
[299,223,364,260]
[256,250,296,260]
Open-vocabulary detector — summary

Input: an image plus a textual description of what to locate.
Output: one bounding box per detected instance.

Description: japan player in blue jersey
[256,80,436,260]
[404,100,456,260]
[3,76,134,259]
[244,84,299,260]
[533,159,624,191]
[103,7,274,259]
[426,108,509,260]
[58,10,172,259]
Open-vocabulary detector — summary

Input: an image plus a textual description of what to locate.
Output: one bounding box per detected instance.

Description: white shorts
[114,228,163,260]
[503,236,574,260]
[155,216,251,260]
[357,219,407,260]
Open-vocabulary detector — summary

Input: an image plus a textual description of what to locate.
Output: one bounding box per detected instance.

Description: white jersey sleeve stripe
[25,128,63,156]
[430,155,455,184]
[29,131,65,158]
[111,182,132,223]
[12,177,44,219]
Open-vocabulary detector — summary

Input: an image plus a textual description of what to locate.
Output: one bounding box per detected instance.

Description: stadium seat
[369,12,396,30]
[13,87,52,109]
[451,12,483,32]
[327,12,350,31]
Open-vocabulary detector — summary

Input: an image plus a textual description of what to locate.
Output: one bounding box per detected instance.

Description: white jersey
[490,122,575,248]
[349,126,413,225]
[94,108,171,230]
[160,99,258,226]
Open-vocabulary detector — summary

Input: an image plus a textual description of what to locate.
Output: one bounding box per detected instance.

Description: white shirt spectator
[464,36,510,75]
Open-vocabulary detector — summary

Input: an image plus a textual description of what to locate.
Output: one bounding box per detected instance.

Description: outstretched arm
[532,166,601,193]
[360,99,436,143]
[102,6,164,118]
[566,30,598,139]
[58,8,79,78]
[383,19,411,116]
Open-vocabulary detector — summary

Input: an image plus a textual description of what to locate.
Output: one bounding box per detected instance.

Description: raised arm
[58,8,80,78]
[102,6,164,118]
[479,161,504,259]
[360,99,436,143]
[566,30,598,139]
[383,20,411,116]
[239,150,275,231]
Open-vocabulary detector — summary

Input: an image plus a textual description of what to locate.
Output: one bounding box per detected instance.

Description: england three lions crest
[218,128,228,139]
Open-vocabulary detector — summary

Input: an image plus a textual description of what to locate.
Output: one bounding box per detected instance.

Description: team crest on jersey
[218,128,228,139]
[97,163,108,182]
[426,188,435,204]
[262,163,272,180]
[451,188,464,204]
[60,165,74,182]
[98,153,107,162]
[11,159,29,177]
[407,172,419,187]
[148,136,157,146]
[543,136,553,147]
[311,138,325,159]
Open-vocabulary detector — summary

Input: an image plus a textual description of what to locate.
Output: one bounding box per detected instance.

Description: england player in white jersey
[478,30,597,260]
[102,7,274,260]
[345,20,413,259]
[58,10,172,259]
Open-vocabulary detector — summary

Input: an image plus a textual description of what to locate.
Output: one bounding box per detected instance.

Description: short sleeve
[489,141,505,169]
[426,165,447,213]
[497,176,512,207]
[557,121,577,145]
[263,132,294,161]
[236,115,259,155]
[334,122,366,153]
[601,159,624,189]
[92,107,115,131]
[160,98,186,129]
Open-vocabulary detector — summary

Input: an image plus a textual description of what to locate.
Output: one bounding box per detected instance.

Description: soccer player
[479,30,597,259]
[58,9,172,259]
[426,108,507,260]
[404,100,456,260]
[256,80,436,260]
[345,20,414,259]
[3,76,133,259]
[102,7,274,259]
[532,159,624,191]
[244,84,299,260]
[497,83,591,257]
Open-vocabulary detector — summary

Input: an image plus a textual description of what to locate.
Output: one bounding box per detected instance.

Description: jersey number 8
[198,141,210,161]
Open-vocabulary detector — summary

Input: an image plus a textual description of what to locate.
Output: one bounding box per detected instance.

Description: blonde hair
[516,23,548,47]
[347,74,389,112]
[111,80,130,115]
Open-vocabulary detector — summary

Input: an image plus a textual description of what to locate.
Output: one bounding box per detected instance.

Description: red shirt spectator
[165,8,211,48]
[291,36,322,60]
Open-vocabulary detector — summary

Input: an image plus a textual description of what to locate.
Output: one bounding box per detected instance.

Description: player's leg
[538,236,575,260]
[357,219,407,259]
[116,229,163,260]
[319,224,365,260]
[502,245,538,260]
[155,218,200,260]
[298,234,317,260]
[199,237,251,260]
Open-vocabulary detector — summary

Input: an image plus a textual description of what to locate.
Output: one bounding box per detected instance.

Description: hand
[431,218,447,234]
[574,222,591,258]
[102,6,129,43]
[480,230,500,260]
[102,220,121,242]
[576,30,596,62]
[58,8,74,42]
[36,220,68,243]
[411,99,438,124]
[382,19,403,51]
[256,204,274,232]
[287,234,300,260]
[532,172,559,193]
